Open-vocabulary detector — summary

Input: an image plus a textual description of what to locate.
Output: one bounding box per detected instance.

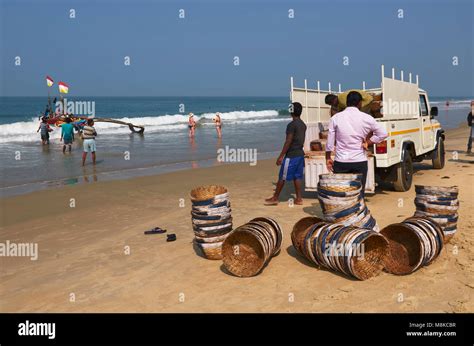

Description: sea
[0,96,471,197]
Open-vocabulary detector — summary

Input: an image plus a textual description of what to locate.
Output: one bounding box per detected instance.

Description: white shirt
[326,107,388,163]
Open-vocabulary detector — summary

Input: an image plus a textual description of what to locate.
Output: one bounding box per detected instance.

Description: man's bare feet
[264,196,279,205]
[294,199,304,205]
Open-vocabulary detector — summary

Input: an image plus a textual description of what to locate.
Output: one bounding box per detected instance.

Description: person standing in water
[82,118,97,166]
[60,117,75,153]
[214,112,222,138]
[188,113,196,138]
[36,117,53,145]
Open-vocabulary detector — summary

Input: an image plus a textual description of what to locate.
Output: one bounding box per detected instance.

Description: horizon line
[1,95,473,98]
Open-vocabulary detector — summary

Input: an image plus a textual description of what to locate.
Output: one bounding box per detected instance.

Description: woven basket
[222,229,267,277]
[222,218,283,277]
[250,217,283,255]
[380,224,424,275]
[350,233,389,280]
[291,217,323,255]
[197,241,224,260]
[415,185,459,197]
[190,185,228,202]
[319,173,363,181]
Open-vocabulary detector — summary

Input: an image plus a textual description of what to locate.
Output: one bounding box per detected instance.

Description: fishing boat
[41,75,145,133]
[44,114,145,134]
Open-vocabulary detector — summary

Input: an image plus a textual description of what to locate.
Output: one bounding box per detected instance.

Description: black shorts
[41,133,49,141]
[333,161,368,194]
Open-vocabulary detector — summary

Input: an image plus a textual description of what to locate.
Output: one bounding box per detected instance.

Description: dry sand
[1,126,473,312]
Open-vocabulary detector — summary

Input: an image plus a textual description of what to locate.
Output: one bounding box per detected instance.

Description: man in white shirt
[325,91,388,194]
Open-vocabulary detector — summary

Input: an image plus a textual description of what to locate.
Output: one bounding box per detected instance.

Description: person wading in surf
[325,91,388,197]
[81,118,98,166]
[188,113,196,138]
[265,102,306,206]
[214,112,222,138]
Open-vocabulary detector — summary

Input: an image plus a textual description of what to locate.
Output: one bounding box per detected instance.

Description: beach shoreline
[1,125,473,312]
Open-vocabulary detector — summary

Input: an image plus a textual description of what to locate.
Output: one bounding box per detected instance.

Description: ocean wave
[0,109,281,143]
[431,99,472,110]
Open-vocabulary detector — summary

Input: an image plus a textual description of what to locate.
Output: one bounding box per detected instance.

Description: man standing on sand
[265,102,306,206]
[82,118,97,166]
[466,101,473,154]
[326,91,388,195]
[60,117,75,153]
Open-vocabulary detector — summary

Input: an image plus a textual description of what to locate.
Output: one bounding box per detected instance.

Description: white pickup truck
[291,65,445,193]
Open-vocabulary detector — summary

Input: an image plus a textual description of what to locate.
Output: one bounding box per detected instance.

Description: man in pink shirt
[325,91,388,194]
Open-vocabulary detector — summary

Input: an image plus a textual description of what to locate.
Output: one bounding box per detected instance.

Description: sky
[0,0,472,97]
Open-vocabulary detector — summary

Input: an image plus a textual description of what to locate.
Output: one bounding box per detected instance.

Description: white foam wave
[0,110,281,143]
[431,99,473,110]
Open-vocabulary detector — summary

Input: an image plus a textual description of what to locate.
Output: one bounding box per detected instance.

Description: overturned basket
[222,217,282,277]
[190,185,232,260]
[291,217,388,280]
[380,216,444,275]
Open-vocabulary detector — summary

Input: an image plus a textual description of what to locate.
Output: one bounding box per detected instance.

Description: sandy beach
[1,125,473,313]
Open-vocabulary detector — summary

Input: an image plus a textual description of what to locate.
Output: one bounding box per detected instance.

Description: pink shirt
[326,107,388,163]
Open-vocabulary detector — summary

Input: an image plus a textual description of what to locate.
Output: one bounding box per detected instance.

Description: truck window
[419,95,428,116]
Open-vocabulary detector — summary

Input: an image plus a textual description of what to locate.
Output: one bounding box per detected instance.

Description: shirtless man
[188,113,196,138]
[214,113,222,138]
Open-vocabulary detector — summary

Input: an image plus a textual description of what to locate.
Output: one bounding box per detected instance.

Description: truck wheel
[393,151,413,192]
[432,137,445,169]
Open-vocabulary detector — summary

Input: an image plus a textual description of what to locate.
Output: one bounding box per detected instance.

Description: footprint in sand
[448,300,468,312]
[396,295,419,312]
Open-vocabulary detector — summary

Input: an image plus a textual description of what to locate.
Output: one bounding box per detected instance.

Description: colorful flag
[46,75,54,87]
[58,82,69,94]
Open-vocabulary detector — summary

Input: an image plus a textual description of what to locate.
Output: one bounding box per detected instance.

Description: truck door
[419,94,432,149]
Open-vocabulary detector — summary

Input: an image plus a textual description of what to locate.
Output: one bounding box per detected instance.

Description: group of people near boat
[188,112,222,138]
[37,115,98,166]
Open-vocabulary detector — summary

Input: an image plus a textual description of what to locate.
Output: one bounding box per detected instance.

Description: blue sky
[0,0,472,96]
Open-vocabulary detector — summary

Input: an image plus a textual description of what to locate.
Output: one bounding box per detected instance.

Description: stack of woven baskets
[317,173,379,232]
[380,216,445,275]
[413,185,459,243]
[222,217,282,277]
[291,217,388,280]
[190,185,232,260]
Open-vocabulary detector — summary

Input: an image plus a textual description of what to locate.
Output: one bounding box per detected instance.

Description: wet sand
[1,125,473,312]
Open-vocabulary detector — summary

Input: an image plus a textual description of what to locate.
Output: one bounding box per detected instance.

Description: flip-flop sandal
[264,201,279,206]
[167,234,177,242]
[294,200,304,205]
[144,227,167,235]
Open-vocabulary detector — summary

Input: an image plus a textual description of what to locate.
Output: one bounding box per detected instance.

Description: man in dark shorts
[265,102,307,205]
[36,117,53,145]
[60,117,75,153]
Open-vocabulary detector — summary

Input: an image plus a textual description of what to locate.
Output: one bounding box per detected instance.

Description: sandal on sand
[144,227,167,235]
[167,234,177,242]
[294,200,304,205]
